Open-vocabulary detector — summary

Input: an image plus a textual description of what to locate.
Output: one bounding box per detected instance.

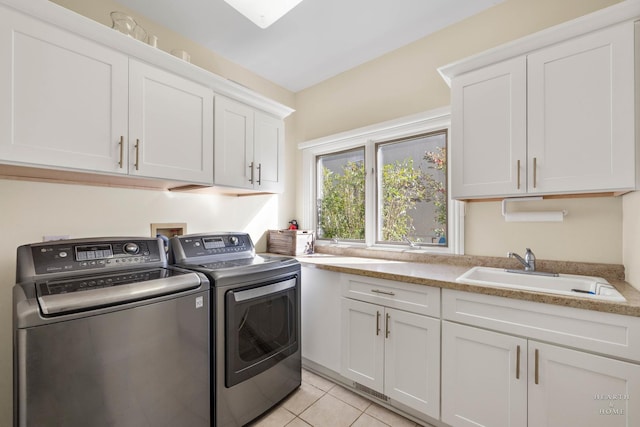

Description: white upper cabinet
[129,60,213,184]
[527,23,635,194]
[214,95,284,192]
[254,110,285,192]
[0,0,292,189]
[445,18,638,199]
[0,6,128,174]
[451,57,527,198]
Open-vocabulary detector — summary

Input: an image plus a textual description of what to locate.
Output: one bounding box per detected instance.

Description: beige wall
[294,0,628,267]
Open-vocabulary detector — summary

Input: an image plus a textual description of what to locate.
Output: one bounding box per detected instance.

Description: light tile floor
[248,369,431,427]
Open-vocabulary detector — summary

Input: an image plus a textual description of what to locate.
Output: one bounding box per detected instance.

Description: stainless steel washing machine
[170,232,301,427]
[13,237,211,427]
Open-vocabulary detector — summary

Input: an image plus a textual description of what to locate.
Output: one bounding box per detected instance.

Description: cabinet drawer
[342,274,440,317]
[442,289,640,362]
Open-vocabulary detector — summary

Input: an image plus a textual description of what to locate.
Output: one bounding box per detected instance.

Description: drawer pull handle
[517,160,521,190]
[371,289,395,296]
[533,157,537,189]
[534,349,540,385]
[516,345,520,379]
[385,313,390,338]
[376,311,381,336]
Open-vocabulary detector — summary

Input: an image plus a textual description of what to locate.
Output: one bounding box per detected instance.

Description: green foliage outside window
[317,161,365,239]
[380,159,427,241]
[317,141,447,243]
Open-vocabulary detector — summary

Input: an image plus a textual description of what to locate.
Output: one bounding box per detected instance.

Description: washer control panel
[29,239,162,275]
[176,233,253,258]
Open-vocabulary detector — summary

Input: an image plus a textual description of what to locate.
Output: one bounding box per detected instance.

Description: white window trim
[299,107,464,255]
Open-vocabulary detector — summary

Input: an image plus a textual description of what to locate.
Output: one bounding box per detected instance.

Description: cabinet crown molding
[438,0,640,85]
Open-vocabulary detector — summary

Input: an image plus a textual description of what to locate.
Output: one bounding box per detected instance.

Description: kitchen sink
[456,266,626,302]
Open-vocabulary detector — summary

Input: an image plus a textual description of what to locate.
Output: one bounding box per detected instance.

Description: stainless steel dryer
[13,237,210,427]
[170,232,301,427]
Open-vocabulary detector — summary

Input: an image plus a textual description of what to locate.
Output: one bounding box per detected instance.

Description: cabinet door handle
[248,162,255,184]
[257,163,262,185]
[533,157,537,189]
[371,289,395,296]
[516,345,521,379]
[376,311,381,336]
[517,160,521,190]
[134,139,140,171]
[118,136,124,168]
[385,313,390,338]
[534,349,539,385]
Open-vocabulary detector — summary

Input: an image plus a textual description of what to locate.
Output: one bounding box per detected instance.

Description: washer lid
[36,268,202,315]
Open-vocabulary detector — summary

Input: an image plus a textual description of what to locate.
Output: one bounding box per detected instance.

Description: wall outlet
[151,223,187,238]
[43,235,70,241]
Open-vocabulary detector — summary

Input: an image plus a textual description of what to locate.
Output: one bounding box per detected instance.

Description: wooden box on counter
[267,230,314,255]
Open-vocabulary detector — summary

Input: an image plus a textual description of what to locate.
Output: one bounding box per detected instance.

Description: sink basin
[456,267,626,302]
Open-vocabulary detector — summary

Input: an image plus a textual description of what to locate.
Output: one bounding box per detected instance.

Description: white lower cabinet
[442,321,527,427]
[442,290,640,427]
[341,275,441,420]
[300,266,342,372]
[529,341,640,427]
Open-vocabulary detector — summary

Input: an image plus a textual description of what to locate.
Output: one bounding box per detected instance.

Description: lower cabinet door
[528,341,640,427]
[341,298,384,393]
[441,321,527,427]
[385,308,440,419]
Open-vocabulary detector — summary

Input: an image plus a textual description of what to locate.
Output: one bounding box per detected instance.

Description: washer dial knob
[123,242,140,255]
[228,236,239,246]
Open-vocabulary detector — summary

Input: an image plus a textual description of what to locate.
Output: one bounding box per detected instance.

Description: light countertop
[296,251,640,317]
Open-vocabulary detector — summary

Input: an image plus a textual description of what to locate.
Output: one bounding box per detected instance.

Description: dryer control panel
[172,233,255,261]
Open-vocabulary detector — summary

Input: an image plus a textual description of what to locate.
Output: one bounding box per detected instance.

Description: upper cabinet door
[527,23,636,194]
[214,96,255,189]
[128,60,213,184]
[451,57,527,199]
[254,111,284,193]
[0,7,128,174]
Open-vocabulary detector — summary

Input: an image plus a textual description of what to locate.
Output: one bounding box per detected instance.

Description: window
[377,131,447,246]
[300,108,462,254]
[316,148,365,241]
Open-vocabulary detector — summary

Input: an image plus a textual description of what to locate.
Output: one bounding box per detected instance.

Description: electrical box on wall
[151,223,187,239]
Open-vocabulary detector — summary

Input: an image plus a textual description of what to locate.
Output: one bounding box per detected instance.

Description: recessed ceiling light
[224,0,304,29]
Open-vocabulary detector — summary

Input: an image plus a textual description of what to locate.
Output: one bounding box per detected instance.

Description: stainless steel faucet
[508,248,536,271]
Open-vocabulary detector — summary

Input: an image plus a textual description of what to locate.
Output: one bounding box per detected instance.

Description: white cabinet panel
[300,266,342,372]
[527,23,635,194]
[385,309,440,418]
[341,297,385,393]
[529,341,640,427]
[451,57,527,198]
[442,321,527,427]
[0,6,128,173]
[214,96,254,189]
[129,60,213,184]
[214,95,284,192]
[254,110,284,192]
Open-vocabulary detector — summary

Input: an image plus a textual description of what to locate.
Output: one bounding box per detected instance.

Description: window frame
[299,107,464,255]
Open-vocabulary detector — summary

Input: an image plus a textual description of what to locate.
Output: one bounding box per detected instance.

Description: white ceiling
[117,0,504,92]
